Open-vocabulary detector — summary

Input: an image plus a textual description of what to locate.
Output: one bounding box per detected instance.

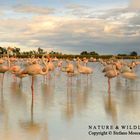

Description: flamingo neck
[7,51,11,68]
[112,65,118,76]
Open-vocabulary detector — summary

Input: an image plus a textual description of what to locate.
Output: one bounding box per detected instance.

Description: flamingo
[7,47,14,67]
[113,61,122,70]
[48,59,55,71]
[10,65,21,74]
[127,61,137,69]
[77,59,93,75]
[76,58,93,83]
[44,56,55,79]
[57,60,63,68]
[122,72,137,80]
[121,65,132,73]
[102,64,114,72]
[0,47,13,82]
[0,65,9,82]
[83,57,88,66]
[104,65,119,93]
[66,60,74,75]
[0,59,4,64]
[135,61,140,65]
[10,66,28,87]
[64,60,75,84]
[120,63,137,80]
[21,56,48,90]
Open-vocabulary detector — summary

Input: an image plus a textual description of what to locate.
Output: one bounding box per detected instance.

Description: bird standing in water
[21,55,49,90]
[104,65,119,93]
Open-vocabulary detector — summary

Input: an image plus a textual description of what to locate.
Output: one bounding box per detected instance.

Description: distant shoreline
[5,54,140,59]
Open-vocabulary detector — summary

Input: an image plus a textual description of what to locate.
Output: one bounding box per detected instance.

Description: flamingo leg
[87,74,88,84]
[48,72,51,80]
[19,78,22,88]
[42,75,45,83]
[31,76,34,91]
[43,75,47,83]
[31,87,34,123]
[13,74,17,82]
[1,73,4,89]
[108,78,111,94]
[67,76,69,85]
[46,75,48,82]
[125,78,127,87]
[67,76,71,86]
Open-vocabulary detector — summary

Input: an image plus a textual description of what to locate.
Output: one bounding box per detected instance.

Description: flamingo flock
[100,58,139,92]
[0,48,140,95]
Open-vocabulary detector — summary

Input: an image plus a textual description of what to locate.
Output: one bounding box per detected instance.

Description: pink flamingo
[76,58,93,83]
[10,65,21,74]
[0,47,13,82]
[21,55,48,90]
[48,58,55,71]
[104,65,119,93]
[13,69,28,87]
[102,64,114,72]
[120,63,137,82]
[0,65,9,82]
[121,72,137,80]
[66,59,79,77]
[66,60,74,76]
[43,55,55,79]
[77,58,93,75]
[0,59,4,64]
[21,64,48,89]
[57,60,63,68]
[83,57,88,66]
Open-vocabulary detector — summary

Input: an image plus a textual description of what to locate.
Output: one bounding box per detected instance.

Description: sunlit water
[0,61,140,140]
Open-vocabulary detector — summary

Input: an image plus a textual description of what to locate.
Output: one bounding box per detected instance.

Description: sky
[0,0,140,54]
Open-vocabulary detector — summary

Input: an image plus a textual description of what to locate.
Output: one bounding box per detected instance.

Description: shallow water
[0,61,140,140]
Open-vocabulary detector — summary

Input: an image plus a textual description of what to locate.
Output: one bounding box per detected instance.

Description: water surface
[0,61,140,140]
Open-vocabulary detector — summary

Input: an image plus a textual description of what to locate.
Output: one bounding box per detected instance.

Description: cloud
[65,4,93,18]
[129,0,140,9]
[104,24,118,33]
[0,1,140,54]
[13,5,55,15]
[0,13,139,53]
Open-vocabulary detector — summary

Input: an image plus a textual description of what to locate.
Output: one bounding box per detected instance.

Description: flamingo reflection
[104,91,118,124]
[19,86,49,139]
[19,88,41,134]
[64,85,74,121]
